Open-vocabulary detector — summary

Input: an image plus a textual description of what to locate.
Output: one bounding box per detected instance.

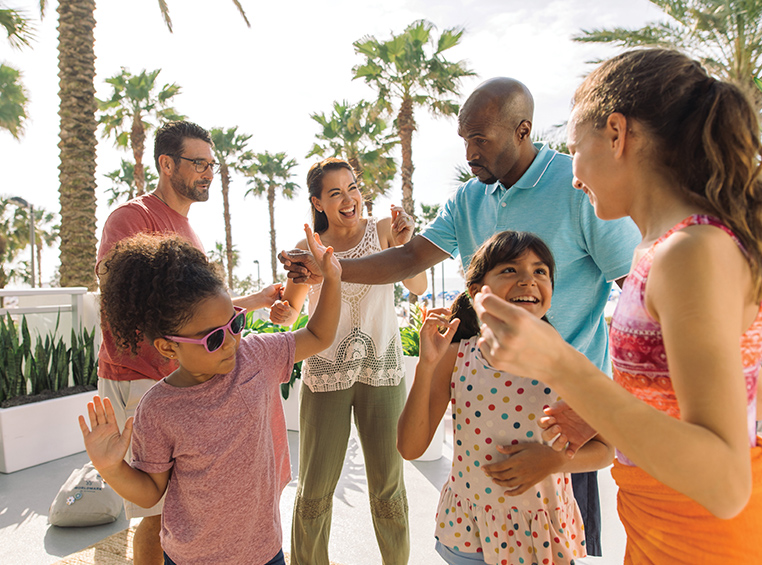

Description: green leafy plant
[399,303,425,357]
[71,326,99,387]
[755,77,762,92]
[0,313,28,402]
[0,313,99,404]
[243,311,308,399]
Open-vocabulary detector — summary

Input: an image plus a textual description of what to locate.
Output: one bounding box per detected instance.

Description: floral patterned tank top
[610,215,762,466]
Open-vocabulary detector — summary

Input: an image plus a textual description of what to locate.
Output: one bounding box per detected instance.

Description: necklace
[153,191,168,206]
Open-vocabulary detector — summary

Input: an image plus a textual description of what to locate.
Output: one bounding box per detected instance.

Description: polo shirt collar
[487,142,552,194]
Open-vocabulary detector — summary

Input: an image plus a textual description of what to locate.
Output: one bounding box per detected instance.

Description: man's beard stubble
[170,171,210,202]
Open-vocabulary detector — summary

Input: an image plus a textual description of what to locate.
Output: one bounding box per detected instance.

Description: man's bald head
[459,78,534,131]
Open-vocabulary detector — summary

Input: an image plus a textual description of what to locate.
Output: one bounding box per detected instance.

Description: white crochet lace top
[302,217,405,392]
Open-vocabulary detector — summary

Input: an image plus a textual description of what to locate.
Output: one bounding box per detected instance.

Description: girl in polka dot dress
[398,231,613,565]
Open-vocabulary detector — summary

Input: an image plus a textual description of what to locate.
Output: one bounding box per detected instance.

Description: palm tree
[245,152,299,282]
[0,64,27,139]
[417,203,440,306]
[353,20,475,215]
[103,159,158,206]
[210,127,253,289]
[0,4,34,139]
[0,198,57,288]
[31,207,58,287]
[44,0,250,289]
[307,99,397,215]
[574,0,762,112]
[98,68,183,196]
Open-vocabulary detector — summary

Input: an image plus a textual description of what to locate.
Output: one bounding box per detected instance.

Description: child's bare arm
[293,226,342,362]
[397,310,459,460]
[79,396,170,508]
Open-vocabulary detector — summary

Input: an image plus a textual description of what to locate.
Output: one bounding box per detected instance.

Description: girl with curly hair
[79,228,341,565]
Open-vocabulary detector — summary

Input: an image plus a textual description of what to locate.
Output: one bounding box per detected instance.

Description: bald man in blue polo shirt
[281,77,640,558]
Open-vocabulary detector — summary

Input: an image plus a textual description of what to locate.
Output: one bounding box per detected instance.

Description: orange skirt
[612,439,762,564]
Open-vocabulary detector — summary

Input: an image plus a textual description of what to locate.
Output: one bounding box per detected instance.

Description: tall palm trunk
[397,95,416,216]
[131,110,146,196]
[57,0,98,290]
[268,185,277,282]
[220,163,234,289]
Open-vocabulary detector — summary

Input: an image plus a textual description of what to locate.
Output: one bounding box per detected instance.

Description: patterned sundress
[435,339,586,565]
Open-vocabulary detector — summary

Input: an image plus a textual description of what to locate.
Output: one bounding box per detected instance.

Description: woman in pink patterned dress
[472,48,762,563]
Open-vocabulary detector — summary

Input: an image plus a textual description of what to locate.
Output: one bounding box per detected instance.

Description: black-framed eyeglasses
[175,155,219,174]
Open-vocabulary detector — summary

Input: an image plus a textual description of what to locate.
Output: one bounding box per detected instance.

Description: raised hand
[419,308,460,366]
[304,224,341,282]
[277,249,323,285]
[78,396,131,473]
[390,205,415,246]
[482,442,566,496]
[539,400,598,458]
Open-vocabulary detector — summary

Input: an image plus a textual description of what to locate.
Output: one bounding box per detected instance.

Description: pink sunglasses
[164,306,246,353]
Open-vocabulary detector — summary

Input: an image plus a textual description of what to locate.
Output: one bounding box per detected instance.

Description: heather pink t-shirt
[96,193,205,382]
[131,331,295,565]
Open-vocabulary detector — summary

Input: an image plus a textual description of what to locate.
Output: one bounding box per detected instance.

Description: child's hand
[390,205,415,246]
[482,442,566,496]
[78,396,131,473]
[419,308,460,365]
[539,400,598,458]
[304,224,341,282]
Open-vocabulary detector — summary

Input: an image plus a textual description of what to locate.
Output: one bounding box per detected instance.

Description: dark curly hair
[450,230,555,342]
[100,233,226,355]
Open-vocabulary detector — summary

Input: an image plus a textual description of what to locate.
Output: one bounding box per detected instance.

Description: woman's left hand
[482,442,565,496]
[390,205,415,246]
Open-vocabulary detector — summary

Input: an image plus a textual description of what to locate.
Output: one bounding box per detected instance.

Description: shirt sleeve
[130,391,175,474]
[241,332,296,385]
[577,197,640,282]
[420,191,460,258]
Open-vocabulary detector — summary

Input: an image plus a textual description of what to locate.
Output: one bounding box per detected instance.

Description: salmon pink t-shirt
[97,193,205,382]
[131,331,295,565]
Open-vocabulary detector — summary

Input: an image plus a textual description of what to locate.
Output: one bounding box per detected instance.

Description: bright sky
[0,0,663,292]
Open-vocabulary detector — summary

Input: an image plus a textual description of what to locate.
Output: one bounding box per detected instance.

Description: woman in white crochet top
[271,158,426,565]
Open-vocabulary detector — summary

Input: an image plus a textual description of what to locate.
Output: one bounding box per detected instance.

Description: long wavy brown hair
[572,48,762,300]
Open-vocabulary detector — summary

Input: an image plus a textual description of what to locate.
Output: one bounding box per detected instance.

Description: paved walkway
[0,426,626,564]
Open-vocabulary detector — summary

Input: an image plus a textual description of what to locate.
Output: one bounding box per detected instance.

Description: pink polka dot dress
[435,339,586,565]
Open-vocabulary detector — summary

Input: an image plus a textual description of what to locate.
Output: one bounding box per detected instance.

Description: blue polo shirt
[421,143,640,373]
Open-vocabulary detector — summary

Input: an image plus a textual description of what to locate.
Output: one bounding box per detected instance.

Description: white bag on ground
[49,462,122,527]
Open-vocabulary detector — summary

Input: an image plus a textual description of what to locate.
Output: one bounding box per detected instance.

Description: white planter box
[403,355,445,461]
[281,378,301,432]
[0,391,96,474]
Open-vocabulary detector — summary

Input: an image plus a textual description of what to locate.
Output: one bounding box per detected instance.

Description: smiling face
[157,290,241,386]
[311,167,363,228]
[469,249,552,319]
[567,110,628,221]
[168,137,215,203]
